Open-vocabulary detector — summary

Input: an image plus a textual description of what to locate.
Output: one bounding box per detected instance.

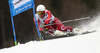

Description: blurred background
[0,0,100,49]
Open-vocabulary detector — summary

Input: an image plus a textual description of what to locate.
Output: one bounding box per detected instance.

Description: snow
[0,15,100,53]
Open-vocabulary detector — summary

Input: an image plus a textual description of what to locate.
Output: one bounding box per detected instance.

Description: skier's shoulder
[35,13,39,17]
[35,13,39,21]
[35,13,38,16]
[45,10,52,16]
[45,10,51,13]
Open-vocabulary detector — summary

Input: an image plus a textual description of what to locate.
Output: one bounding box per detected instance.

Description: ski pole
[45,17,91,26]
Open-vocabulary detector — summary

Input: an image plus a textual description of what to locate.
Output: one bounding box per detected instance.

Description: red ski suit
[34,10,73,34]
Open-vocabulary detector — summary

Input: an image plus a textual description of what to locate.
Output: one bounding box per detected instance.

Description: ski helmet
[36,5,46,12]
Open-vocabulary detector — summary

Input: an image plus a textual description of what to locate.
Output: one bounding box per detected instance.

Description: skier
[34,4,81,36]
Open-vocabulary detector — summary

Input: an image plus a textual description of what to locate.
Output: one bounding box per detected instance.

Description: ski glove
[40,23,46,28]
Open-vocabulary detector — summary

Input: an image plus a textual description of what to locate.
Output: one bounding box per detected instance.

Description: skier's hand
[40,23,46,28]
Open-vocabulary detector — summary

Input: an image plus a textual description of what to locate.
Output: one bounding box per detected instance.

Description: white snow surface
[0,15,100,53]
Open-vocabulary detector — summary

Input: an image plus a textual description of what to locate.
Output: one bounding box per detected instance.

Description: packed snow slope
[0,31,100,53]
[0,15,100,53]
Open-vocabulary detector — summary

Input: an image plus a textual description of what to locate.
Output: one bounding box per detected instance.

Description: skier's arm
[44,11,52,24]
[33,18,43,31]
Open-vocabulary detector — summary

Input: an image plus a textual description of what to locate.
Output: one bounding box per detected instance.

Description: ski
[81,30,96,34]
[43,30,96,40]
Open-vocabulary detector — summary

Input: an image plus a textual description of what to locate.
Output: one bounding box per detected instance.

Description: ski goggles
[37,11,45,15]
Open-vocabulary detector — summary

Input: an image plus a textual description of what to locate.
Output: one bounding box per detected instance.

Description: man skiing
[34,4,81,36]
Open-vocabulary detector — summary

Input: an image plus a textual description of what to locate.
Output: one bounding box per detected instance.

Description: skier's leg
[53,18,73,32]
